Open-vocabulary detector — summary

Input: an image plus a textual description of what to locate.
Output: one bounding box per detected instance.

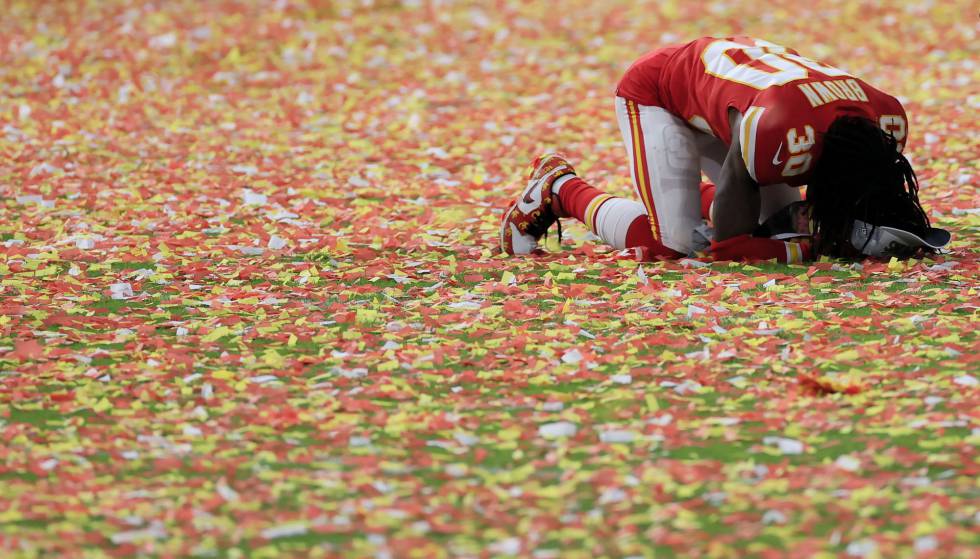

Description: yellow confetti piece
[201,326,232,343]
[645,394,660,411]
[91,398,112,413]
[355,309,379,324]
[263,350,285,368]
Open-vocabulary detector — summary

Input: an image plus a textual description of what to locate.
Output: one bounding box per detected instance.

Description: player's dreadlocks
[807,116,931,257]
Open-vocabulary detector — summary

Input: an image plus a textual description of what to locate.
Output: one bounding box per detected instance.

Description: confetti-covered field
[1,1,978,557]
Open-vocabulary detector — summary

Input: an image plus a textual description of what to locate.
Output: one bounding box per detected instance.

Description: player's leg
[498,152,660,255]
[502,44,696,257]
[550,174,657,250]
[615,96,703,256]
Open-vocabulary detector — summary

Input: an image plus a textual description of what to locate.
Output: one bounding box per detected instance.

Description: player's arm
[708,109,812,264]
[711,110,760,241]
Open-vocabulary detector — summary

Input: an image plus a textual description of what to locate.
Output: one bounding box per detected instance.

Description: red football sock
[625,215,684,259]
[625,215,656,247]
[556,177,683,259]
[553,177,604,220]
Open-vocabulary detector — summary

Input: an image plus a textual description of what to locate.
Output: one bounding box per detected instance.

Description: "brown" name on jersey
[797,79,869,107]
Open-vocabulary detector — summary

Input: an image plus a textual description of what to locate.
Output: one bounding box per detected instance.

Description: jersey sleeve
[739,97,822,187]
[738,105,769,184]
[738,104,812,186]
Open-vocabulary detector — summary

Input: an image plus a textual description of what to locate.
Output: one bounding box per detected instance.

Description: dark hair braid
[808,116,931,257]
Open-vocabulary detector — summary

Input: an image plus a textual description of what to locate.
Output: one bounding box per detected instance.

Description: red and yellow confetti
[0,1,977,557]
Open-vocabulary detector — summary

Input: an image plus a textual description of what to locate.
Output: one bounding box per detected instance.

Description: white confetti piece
[763,436,804,455]
[261,522,307,540]
[845,539,877,558]
[489,537,520,555]
[835,455,861,472]
[17,194,55,207]
[232,164,259,176]
[110,283,134,300]
[598,487,628,504]
[453,432,479,446]
[230,245,265,255]
[953,375,977,387]
[598,430,636,443]
[386,274,412,285]
[761,510,786,525]
[149,32,177,49]
[670,380,702,394]
[914,536,937,552]
[216,479,239,502]
[637,265,649,285]
[425,146,450,159]
[445,463,467,477]
[927,261,958,271]
[561,349,583,364]
[267,208,300,221]
[110,522,167,544]
[539,421,577,439]
[241,188,267,205]
[349,436,371,447]
[335,367,368,379]
[28,163,59,178]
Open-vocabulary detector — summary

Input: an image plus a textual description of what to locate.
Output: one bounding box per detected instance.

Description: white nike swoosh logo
[516,181,542,213]
[515,167,561,213]
[772,143,785,165]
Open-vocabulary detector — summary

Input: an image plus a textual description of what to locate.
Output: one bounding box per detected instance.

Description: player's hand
[710,234,812,263]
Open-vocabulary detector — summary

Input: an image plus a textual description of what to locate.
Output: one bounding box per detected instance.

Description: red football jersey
[617,37,908,186]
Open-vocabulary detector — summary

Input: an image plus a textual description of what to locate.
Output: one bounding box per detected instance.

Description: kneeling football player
[500,36,949,262]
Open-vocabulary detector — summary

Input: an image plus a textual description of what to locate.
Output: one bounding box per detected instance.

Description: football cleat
[499,153,576,255]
